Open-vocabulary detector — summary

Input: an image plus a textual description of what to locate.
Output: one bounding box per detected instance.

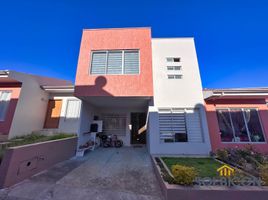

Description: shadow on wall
[74,76,113,97]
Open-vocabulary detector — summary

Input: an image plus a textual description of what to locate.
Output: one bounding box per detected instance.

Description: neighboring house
[204,88,268,153]
[75,27,211,155]
[0,70,81,141]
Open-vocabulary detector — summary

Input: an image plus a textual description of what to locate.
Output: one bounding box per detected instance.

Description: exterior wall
[0,84,21,140]
[77,101,96,146]
[49,94,81,134]
[0,137,77,188]
[205,98,268,153]
[152,38,204,108]
[7,72,49,139]
[148,107,211,155]
[75,28,153,97]
[149,38,211,155]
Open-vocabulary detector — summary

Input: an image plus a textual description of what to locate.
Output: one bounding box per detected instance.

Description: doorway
[44,99,62,129]
[130,113,146,144]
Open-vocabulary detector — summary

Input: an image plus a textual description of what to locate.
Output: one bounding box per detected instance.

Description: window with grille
[90,50,139,75]
[0,91,11,121]
[102,114,126,135]
[159,108,204,143]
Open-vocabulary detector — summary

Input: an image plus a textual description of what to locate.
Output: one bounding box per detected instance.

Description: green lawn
[161,157,222,177]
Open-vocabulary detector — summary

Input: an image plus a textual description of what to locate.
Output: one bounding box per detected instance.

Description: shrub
[259,164,268,186]
[171,164,197,185]
[216,148,229,161]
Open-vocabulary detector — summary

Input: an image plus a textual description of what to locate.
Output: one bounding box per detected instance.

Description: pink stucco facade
[205,98,268,153]
[0,83,21,140]
[74,28,153,97]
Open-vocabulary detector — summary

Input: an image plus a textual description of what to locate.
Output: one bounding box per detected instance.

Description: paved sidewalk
[0,147,163,200]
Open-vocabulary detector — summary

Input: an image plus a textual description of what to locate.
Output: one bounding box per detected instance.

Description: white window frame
[166,57,181,62]
[167,74,182,79]
[64,99,81,120]
[216,108,266,144]
[167,66,181,71]
[0,91,12,121]
[159,108,188,143]
[90,49,140,75]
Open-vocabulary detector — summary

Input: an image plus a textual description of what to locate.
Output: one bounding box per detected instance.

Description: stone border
[0,136,77,188]
[151,156,268,200]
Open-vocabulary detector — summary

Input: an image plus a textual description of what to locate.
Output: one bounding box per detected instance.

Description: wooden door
[43,100,62,129]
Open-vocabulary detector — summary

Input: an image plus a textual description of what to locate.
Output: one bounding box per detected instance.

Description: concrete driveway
[0,147,163,200]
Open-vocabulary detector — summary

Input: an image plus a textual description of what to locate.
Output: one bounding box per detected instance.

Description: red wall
[0,84,21,140]
[205,98,268,153]
[74,28,153,97]
[0,137,77,188]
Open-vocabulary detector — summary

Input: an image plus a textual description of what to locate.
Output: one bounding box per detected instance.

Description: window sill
[221,142,267,144]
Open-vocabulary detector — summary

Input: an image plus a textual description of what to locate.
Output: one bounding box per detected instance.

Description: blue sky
[0,0,268,88]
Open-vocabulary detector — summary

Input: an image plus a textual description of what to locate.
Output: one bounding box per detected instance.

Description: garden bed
[162,157,222,178]
[152,156,268,200]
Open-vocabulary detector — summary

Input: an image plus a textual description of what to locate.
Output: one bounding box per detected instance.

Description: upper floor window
[167,66,181,71]
[216,108,265,143]
[166,57,181,62]
[90,50,140,75]
[0,91,11,121]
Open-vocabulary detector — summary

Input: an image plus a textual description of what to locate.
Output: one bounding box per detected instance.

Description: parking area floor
[0,147,163,200]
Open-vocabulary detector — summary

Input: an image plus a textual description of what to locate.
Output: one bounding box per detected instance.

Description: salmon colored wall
[0,84,21,138]
[205,98,268,153]
[74,28,153,97]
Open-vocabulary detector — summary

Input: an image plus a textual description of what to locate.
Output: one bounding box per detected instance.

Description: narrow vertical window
[107,51,123,74]
[124,50,139,74]
[90,52,107,74]
[216,110,234,142]
[65,100,81,120]
[0,91,11,121]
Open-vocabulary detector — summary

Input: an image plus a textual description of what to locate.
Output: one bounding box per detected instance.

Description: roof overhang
[204,89,268,101]
[41,85,74,93]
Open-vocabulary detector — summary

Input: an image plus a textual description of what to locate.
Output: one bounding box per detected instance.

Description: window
[216,108,265,143]
[167,66,181,71]
[0,91,11,121]
[159,108,204,143]
[90,50,139,75]
[167,75,182,79]
[102,114,126,135]
[65,100,81,120]
[166,57,181,62]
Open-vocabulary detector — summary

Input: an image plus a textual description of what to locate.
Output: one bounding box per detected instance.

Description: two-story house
[75,27,211,155]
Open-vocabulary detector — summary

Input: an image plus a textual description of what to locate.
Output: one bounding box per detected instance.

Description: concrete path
[0,147,163,200]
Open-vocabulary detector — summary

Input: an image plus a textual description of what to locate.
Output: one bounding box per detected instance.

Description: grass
[162,157,222,177]
[0,133,76,164]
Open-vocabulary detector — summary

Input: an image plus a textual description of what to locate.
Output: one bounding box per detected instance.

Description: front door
[131,113,146,144]
[43,99,62,129]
